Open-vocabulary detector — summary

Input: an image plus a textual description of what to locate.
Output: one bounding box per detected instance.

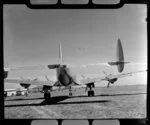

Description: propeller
[33,78,38,81]
[45,75,50,81]
[45,75,53,83]
[20,76,24,80]
[102,71,112,88]
[102,71,108,76]
[107,81,110,88]
[81,74,86,79]
[85,86,88,92]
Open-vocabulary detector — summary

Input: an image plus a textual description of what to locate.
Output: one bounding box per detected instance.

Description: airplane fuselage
[56,65,74,87]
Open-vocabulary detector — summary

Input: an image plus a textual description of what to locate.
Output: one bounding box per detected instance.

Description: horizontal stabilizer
[108,61,130,73]
[48,64,60,69]
[108,62,118,66]
[108,61,130,66]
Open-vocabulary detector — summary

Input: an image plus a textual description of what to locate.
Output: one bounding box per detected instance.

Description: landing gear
[69,92,72,96]
[69,86,73,97]
[25,91,29,97]
[43,85,52,99]
[25,88,29,97]
[88,90,95,96]
[107,81,110,88]
[87,83,95,97]
[44,91,51,99]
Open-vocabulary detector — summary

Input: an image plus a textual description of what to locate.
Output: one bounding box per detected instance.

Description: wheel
[69,92,72,96]
[91,90,95,96]
[25,93,28,97]
[47,93,51,99]
[44,93,51,99]
[44,93,47,99]
[88,91,91,96]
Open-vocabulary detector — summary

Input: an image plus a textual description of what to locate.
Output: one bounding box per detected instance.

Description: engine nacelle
[110,78,117,84]
[20,83,31,88]
[4,71,8,79]
[48,64,66,69]
[43,85,52,91]
[87,82,95,88]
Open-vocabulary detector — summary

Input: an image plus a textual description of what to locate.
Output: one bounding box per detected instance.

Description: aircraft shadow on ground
[74,92,146,98]
[5,95,111,107]
[5,97,44,101]
[5,92,146,102]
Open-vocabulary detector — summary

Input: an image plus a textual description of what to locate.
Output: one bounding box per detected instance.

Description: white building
[4,89,27,97]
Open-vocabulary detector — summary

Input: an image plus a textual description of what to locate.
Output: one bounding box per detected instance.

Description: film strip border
[2,0,148,9]
[3,119,148,125]
[0,1,149,125]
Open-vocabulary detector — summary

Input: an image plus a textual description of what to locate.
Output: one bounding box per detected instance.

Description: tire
[91,90,95,96]
[44,92,51,99]
[44,93,47,99]
[88,91,91,96]
[69,92,72,96]
[47,93,51,99]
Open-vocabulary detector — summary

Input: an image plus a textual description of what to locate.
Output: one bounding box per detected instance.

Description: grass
[4,84,147,119]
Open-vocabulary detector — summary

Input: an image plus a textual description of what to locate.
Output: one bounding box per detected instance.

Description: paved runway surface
[4,85,146,119]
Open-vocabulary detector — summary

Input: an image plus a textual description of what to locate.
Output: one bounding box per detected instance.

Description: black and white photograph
[4,3,147,119]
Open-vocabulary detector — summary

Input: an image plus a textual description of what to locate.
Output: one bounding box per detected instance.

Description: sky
[4,4,147,89]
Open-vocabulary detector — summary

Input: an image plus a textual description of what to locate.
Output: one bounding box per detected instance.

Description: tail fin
[117,38,124,62]
[59,42,63,65]
[108,38,130,73]
[48,42,63,69]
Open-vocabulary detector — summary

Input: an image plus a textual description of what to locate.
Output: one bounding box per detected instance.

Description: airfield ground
[4,84,146,119]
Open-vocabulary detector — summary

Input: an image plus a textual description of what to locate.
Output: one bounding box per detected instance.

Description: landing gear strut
[25,91,29,97]
[88,90,94,96]
[87,83,95,97]
[44,90,51,99]
[43,85,52,99]
[25,88,29,97]
[69,86,72,96]
[107,81,110,88]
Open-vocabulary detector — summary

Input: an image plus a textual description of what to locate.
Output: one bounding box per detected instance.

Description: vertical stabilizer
[108,38,130,73]
[117,39,124,62]
[59,42,63,65]
[48,42,63,69]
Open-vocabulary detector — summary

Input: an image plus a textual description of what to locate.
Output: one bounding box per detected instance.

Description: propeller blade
[33,78,38,81]
[107,81,110,88]
[45,75,50,81]
[81,74,86,79]
[85,86,88,92]
[20,76,24,80]
[102,71,108,76]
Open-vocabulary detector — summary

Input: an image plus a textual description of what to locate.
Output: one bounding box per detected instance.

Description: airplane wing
[4,70,147,89]
[103,69,147,80]
[80,69,147,85]
[4,79,53,86]
[80,76,105,84]
[4,65,46,71]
